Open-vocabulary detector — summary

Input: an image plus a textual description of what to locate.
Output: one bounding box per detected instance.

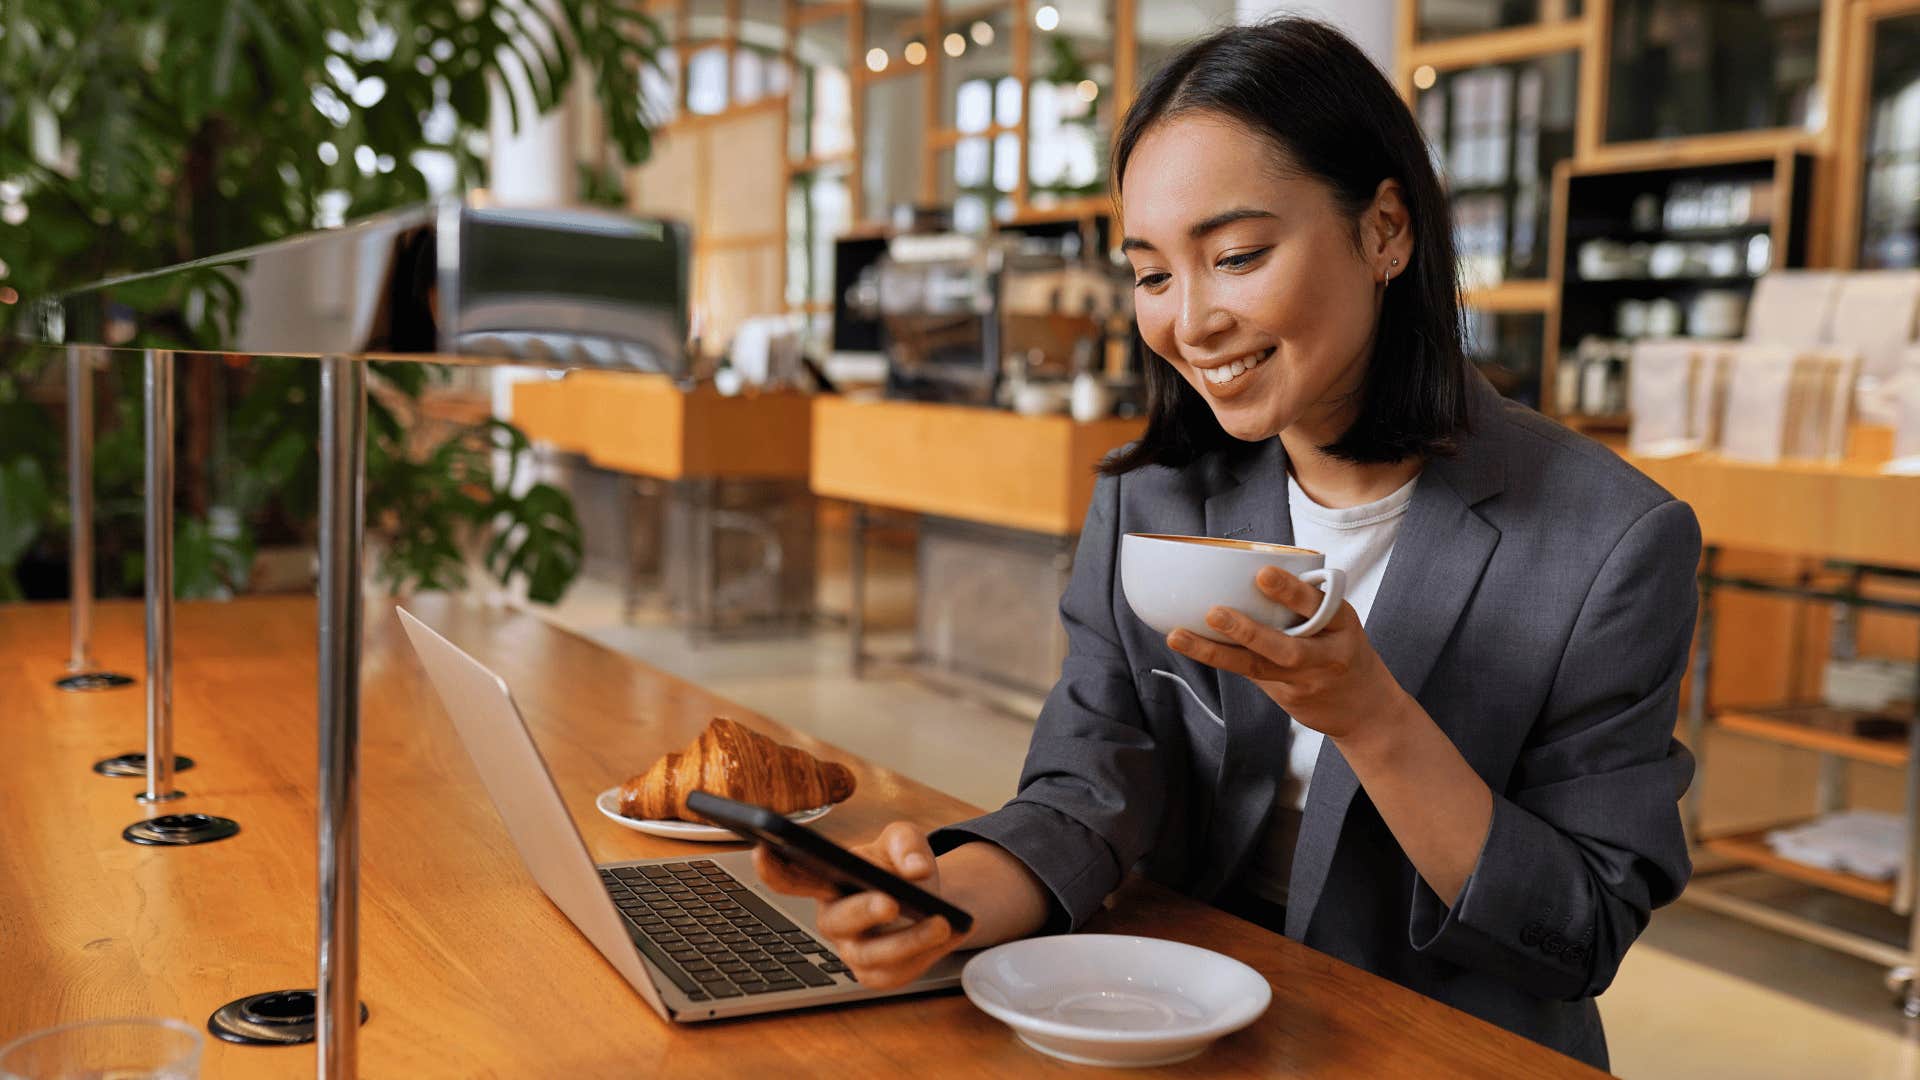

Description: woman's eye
[1217,248,1269,271]
[1133,272,1170,289]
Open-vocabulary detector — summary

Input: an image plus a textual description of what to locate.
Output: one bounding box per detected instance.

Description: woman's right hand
[751,821,965,990]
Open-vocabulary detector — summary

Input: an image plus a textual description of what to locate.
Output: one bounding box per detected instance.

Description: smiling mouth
[1196,348,1274,388]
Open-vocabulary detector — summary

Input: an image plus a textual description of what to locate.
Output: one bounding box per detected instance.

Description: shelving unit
[1713,704,1912,769]
[1684,553,1920,1010]
[1546,147,1813,420]
[1397,0,1889,418]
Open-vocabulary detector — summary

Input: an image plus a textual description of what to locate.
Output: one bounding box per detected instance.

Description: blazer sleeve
[1406,498,1701,1000]
[927,470,1168,931]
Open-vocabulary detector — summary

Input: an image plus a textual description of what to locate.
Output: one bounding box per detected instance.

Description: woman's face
[1120,112,1410,445]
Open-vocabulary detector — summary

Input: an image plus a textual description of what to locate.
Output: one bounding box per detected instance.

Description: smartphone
[684,790,975,936]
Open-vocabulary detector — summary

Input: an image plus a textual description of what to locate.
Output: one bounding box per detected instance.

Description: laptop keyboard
[599,860,854,1002]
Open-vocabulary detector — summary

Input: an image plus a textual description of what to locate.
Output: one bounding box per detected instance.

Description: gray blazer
[929,372,1700,1070]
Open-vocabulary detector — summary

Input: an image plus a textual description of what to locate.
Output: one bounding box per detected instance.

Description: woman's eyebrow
[1121,207,1279,253]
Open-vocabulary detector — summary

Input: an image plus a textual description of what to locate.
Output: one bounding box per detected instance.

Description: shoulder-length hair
[1102,17,1468,475]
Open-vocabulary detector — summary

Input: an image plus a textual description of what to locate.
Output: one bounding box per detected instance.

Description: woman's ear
[1367,178,1415,284]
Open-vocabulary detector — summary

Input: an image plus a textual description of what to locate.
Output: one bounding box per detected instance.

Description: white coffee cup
[1120,533,1348,643]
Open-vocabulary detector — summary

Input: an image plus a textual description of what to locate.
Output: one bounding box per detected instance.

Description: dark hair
[1101,17,1468,475]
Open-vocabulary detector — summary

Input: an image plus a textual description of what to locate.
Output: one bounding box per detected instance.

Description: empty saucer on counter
[961,934,1271,1067]
[594,787,831,841]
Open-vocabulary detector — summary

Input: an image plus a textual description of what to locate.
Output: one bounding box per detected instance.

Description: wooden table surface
[0,596,1601,1078]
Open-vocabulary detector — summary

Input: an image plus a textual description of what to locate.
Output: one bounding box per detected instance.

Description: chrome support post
[316,355,368,1078]
[59,346,133,693]
[138,349,184,805]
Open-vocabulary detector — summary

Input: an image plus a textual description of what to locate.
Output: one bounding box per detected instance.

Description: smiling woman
[1106,20,1468,475]
[755,19,1702,1076]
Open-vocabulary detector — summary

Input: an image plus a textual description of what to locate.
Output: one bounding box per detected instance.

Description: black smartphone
[685,790,975,936]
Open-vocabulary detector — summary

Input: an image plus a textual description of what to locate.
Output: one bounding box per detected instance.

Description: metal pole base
[57,672,136,692]
[208,990,368,1046]
[135,789,189,804]
[122,813,239,846]
[93,753,195,777]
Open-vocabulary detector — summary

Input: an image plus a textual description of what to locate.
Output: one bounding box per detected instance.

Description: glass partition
[1416,51,1579,287]
[791,14,854,161]
[1134,0,1233,90]
[1417,0,1584,42]
[735,0,791,107]
[1028,0,1114,207]
[862,75,926,222]
[940,7,1015,131]
[1606,0,1823,143]
[1861,13,1920,269]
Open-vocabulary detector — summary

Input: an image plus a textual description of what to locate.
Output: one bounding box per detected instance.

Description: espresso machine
[843,231,1134,407]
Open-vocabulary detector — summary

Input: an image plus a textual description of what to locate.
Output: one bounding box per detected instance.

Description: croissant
[619,717,857,821]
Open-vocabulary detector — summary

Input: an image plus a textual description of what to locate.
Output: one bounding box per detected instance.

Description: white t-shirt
[1240,469,1420,906]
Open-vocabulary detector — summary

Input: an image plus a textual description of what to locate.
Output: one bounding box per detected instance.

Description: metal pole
[60,347,133,694]
[139,350,183,804]
[849,503,867,678]
[316,356,366,1079]
[68,346,95,672]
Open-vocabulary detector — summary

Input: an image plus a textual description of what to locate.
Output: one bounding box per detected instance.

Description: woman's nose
[1174,278,1234,350]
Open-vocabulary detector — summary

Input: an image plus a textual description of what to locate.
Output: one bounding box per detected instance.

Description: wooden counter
[511,372,812,480]
[810,397,1146,536]
[0,597,1601,1078]
[1626,452,1920,570]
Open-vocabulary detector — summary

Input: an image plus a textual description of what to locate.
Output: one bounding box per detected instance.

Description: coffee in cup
[1119,533,1348,643]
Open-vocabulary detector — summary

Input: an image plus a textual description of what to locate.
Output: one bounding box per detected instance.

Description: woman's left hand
[1166,565,1409,742]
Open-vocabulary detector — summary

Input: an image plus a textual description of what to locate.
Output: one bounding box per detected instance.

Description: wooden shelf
[1560,412,1631,433]
[1462,279,1556,312]
[1700,826,1897,907]
[1405,21,1587,73]
[1626,452,1920,569]
[511,373,813,481]
[1714,705,1912,768]
[810,397,1143,535]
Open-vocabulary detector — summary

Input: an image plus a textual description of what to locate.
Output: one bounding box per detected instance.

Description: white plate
[962,934,1271,1068]
[594,787,832,842]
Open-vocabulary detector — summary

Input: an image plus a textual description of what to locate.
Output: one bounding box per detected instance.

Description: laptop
[396,607,968,1022]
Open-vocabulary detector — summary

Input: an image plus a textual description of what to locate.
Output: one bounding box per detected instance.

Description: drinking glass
[0,1018,201,1080]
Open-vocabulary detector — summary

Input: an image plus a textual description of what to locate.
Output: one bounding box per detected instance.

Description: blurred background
[4,2,1920,1077]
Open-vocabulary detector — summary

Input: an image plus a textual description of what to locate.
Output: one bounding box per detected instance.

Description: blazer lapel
[1285,377,1509,939]
[1193,437,1295,898]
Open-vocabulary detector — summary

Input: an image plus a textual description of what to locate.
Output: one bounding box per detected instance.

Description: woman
[759,18,1698,1069]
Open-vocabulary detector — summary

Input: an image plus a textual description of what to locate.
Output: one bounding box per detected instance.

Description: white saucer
[594,787,832,842]
[961,934,1271,1068]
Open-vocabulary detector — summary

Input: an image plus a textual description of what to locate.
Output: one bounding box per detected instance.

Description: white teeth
[1202,349,1270,386]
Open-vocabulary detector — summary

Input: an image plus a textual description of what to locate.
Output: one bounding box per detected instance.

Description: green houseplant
[0,0,666,602]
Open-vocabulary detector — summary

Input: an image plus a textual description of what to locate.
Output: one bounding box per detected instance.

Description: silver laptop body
[397,607,967,1022]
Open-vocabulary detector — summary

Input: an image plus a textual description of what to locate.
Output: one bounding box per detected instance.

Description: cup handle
[1283,568,1347,638]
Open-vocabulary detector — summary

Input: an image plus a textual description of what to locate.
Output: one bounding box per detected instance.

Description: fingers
[1255,566,1330,620]
[878,821,937,880]
[1166,629,1268,680]
[1169,611,1311,682]
[760,821,957,989]
[813,890,957,990]
[1203,606,1308,670]
[836,915,953,971]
